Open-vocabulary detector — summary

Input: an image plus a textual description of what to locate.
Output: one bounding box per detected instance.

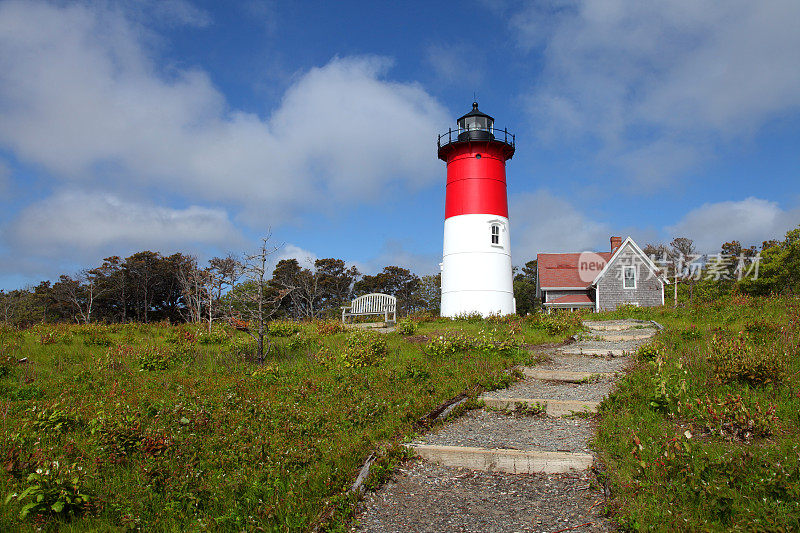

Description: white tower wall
[441,213,515,317]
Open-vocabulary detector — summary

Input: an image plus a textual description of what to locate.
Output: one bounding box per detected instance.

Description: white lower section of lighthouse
[440,214,516,317]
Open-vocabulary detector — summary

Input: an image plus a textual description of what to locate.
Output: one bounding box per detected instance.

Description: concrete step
[589,330,656,342]
[481,397,599,417]
[558,347,630,357]
[582,320,653,331]
[521,368,614,383]
[406,444,593,474]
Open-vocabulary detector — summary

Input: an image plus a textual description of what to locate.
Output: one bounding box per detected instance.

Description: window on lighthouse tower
[491,224,500,245]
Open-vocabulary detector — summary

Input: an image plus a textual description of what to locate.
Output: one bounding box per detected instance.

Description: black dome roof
[457,102,494,123]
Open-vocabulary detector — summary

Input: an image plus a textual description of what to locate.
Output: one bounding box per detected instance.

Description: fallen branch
[350,454,376,495]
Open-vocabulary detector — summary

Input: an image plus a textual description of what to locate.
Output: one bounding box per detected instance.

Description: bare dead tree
[177,256,204,324]
[53,270,106,324]
[669,237,697,307]
[204,255,239,332]
[294,260,322,318]
[227,234,292,364]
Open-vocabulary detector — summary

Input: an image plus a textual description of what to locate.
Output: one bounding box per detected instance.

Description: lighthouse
[438,102,516,317]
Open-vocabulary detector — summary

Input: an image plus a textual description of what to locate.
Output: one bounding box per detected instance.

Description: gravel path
[353,461,609,533]
[482,380,612,402]
[352,319,659,533]
[418,409,594,453]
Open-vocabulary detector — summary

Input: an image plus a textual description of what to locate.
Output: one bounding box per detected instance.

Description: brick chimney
[610,236,622,254]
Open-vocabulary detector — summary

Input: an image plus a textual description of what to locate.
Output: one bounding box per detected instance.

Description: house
[536,236,667,313]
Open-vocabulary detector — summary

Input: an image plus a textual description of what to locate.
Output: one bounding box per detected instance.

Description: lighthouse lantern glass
[459,115,492,132]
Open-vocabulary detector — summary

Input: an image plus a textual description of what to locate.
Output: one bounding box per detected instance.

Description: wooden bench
[341,293,397,324]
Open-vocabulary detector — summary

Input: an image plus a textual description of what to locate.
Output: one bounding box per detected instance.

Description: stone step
[521,368,614,383]
[558,347,630,357]
[481,397,599,417]
[582,320,650,331]
[406,444,593,474]
[589,330,656,342]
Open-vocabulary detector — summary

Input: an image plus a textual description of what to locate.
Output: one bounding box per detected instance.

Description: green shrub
[396,318,418,336]
[316,320,346,336]
[680,326,702,340]
[708,334,785,386]
[527,313,582,335]
[269,320,301,337]
[5,462,91,520]
[342,331,388,367]
[285,332,312,353]
[637,342,663,361]
[453,311,483,323]
[34,325,73,345]
[425,331,473,357]
[83,329,113,347]
[10,385,44,400]
[29,402,83,433]
[683,394,777,442]
[404,362,430,383]
[135,346,175,371]
[743,319,779,345]
[90,412,144,458]
[228,336,256,357]
[198,327,230,344]
[0,356,13,378]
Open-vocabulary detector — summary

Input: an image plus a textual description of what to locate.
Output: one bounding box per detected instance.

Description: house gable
[593,238,665,312]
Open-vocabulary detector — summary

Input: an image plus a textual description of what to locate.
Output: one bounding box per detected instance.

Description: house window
[491,224,500,245]
[623,266,636,289]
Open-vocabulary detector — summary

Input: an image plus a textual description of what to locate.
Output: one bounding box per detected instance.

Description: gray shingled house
[536,236,667,313]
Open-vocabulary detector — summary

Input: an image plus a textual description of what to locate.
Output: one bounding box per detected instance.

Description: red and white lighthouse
[438,102,516,317]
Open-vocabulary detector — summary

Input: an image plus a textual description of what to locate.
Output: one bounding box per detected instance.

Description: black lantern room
[457,102,494,141]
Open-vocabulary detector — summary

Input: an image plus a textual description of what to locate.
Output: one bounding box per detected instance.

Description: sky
[0,0,798,289]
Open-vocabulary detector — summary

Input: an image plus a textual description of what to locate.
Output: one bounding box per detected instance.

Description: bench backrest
[351,293,396,314]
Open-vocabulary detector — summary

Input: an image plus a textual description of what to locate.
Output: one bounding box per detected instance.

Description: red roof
[537,252,612,288]
[548,294,594,305]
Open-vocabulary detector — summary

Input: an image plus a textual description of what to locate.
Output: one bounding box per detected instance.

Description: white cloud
[274,244,318,269]
[510,190,610,257]
[513,0,800,187]
[666,197,800,252]
[0,1,449,222]
[5,191,243,258]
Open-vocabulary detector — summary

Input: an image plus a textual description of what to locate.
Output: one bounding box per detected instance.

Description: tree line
[0,246,442,328]
[2,225,797,327]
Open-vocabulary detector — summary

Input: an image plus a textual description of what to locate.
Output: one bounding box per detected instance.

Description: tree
[270,259,304,318]
[226,235,291,363]
[354,266,421,316]
[739,225,800,296]
[669,237,697,306]
[414,273,441,314]
[51,269,107,324]
[513,260,539,315]
[314,258,360,314]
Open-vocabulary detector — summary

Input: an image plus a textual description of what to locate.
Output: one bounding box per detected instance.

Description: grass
[0,313,578,531]
[592,295,800,531]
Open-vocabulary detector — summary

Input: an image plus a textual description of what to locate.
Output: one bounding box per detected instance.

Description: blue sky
[1,0,798,289]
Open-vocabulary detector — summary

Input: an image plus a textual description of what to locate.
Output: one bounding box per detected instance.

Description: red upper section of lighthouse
[437,103,515,220]
[442,143,510,218]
